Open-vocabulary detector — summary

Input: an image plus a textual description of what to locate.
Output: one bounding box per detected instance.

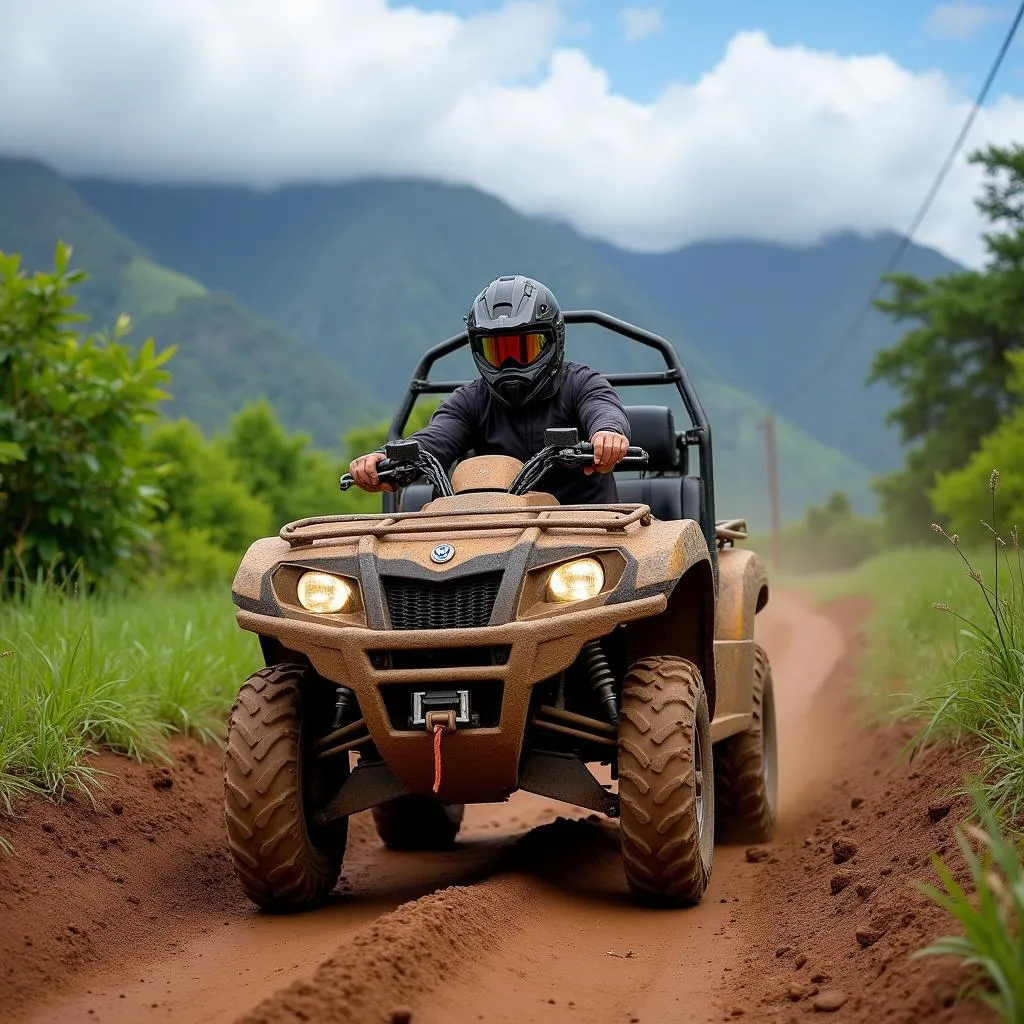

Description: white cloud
[2,0,1023,267]
[926,2,1005,40]
[620,6,663,42]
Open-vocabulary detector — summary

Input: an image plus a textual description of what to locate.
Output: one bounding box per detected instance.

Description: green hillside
[596,232,962,473]
[0,158,377,444]
[72,175,880,524]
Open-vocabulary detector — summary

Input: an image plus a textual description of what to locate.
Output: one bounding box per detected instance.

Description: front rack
[280,503,654,548]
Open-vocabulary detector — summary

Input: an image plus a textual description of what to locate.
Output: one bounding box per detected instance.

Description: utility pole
[763,411,782,573]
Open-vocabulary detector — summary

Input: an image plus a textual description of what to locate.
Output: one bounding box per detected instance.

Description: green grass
[801,506,1024,823]
[0,578,260,816]
[800,544,991,710]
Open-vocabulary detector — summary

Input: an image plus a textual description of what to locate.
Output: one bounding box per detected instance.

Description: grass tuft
[0,574,259,824]
[916,787,1024,1023]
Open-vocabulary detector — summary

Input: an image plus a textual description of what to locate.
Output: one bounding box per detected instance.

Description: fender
[621,522,718,717]
[715,547,769,641]
[712,546,769,722]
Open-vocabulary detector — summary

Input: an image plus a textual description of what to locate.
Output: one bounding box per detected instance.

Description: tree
[931,350,1024,537]
[0,244,174,585]
[869,144,1024,539]
[221,399,356,524]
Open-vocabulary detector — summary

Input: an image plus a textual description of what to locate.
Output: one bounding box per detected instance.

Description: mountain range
[0,156,962,525]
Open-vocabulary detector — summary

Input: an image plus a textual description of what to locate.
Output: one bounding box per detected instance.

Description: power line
[774,0,1024,411]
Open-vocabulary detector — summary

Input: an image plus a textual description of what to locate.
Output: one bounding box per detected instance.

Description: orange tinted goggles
[476,332,548,369]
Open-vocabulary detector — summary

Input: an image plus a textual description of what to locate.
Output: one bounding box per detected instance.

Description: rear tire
[714,644,778,844]
[618,656,714,907]
[372,795,465,850]
[224,664,348,912]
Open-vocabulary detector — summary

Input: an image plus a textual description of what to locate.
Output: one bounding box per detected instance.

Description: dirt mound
[720,596,993,1023]
[239,878,530,1024]
[0,738,239,1018]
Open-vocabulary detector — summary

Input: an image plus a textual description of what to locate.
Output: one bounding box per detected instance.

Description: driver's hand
[586,431,629,475]
[349,451,396,492]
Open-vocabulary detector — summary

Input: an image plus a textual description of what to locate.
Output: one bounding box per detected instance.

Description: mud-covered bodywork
[223,309,777,914]
[232,492,719,805]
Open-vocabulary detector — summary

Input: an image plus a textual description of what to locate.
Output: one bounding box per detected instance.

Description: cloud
[620,6,663,42]
[926,2,1005,40]
[1,0,1023,267]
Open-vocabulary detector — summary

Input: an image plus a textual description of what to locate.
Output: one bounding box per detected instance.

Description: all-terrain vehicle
[225,310,776,911]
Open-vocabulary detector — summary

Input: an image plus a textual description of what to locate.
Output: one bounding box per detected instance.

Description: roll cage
[381,309,718,560]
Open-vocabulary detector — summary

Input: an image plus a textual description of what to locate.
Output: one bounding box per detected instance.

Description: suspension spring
[580,640,618,725]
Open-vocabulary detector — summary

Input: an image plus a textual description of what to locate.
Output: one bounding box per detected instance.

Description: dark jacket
[407,361,631,505]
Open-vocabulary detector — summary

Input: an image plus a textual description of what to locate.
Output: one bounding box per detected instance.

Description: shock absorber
[332,684,357,729]
[580,640,618,725]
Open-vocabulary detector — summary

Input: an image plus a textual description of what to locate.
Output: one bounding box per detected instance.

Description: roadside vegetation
[0,243,438,825]
[778,144,1024,1024]
[0,580,258,813]
[809,486,1024,1023]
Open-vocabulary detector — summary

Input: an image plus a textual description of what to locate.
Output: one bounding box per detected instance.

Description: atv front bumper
[235,594,665,803]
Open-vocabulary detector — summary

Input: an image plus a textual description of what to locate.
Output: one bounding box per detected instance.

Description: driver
[348,275,631,505]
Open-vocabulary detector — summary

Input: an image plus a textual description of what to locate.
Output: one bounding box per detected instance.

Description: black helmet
[466,275,565,407]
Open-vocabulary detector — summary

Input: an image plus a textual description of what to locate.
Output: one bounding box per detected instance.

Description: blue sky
[410,0,1023,104]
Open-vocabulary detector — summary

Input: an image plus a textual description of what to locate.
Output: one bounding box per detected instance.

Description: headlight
[296,572,355,613]
[546,558,605,603]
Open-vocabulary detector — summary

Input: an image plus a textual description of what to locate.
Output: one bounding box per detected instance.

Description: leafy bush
[932,351,1024,538]
[143,418,275,586]
[0,243,174,586]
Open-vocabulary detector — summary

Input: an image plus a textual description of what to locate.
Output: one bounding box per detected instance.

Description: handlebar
[340,435,650,496]
[555,443,648,468]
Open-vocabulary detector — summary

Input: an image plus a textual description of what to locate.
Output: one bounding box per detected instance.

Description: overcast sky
[4,0,1024,266]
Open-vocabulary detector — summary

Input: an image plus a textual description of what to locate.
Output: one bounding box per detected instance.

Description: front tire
[618,656,714,907]
[224,664,348,912]
[372,795,464,850]
[713,644,778,843]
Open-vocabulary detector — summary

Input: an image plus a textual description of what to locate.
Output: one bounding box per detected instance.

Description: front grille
[382,571,503,630]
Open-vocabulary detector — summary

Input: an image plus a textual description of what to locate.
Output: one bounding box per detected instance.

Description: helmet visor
[475,332,549,369]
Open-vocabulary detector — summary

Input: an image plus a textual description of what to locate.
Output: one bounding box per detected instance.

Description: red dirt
[720,595,990,1024]
[0,590,997,1024]
[0,742,240,1019]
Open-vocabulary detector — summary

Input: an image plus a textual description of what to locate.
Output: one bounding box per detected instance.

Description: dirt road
[1,591,986,1024]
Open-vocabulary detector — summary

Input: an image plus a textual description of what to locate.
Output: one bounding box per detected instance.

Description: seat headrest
[622,406,680,471]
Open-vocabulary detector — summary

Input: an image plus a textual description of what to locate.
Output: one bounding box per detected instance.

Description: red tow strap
[432,723,444,794]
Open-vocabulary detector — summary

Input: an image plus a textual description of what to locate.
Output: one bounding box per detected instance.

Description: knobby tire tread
[224,664,344,912]
[713,643,777,844]
[618,655,713,907]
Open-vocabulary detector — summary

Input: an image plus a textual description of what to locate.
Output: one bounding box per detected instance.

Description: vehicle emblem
[431,543,455,564]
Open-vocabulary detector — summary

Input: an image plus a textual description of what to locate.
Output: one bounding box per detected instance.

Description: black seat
[615,406,704,526]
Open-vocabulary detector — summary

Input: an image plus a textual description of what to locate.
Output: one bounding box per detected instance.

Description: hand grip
[339,459,407,492]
